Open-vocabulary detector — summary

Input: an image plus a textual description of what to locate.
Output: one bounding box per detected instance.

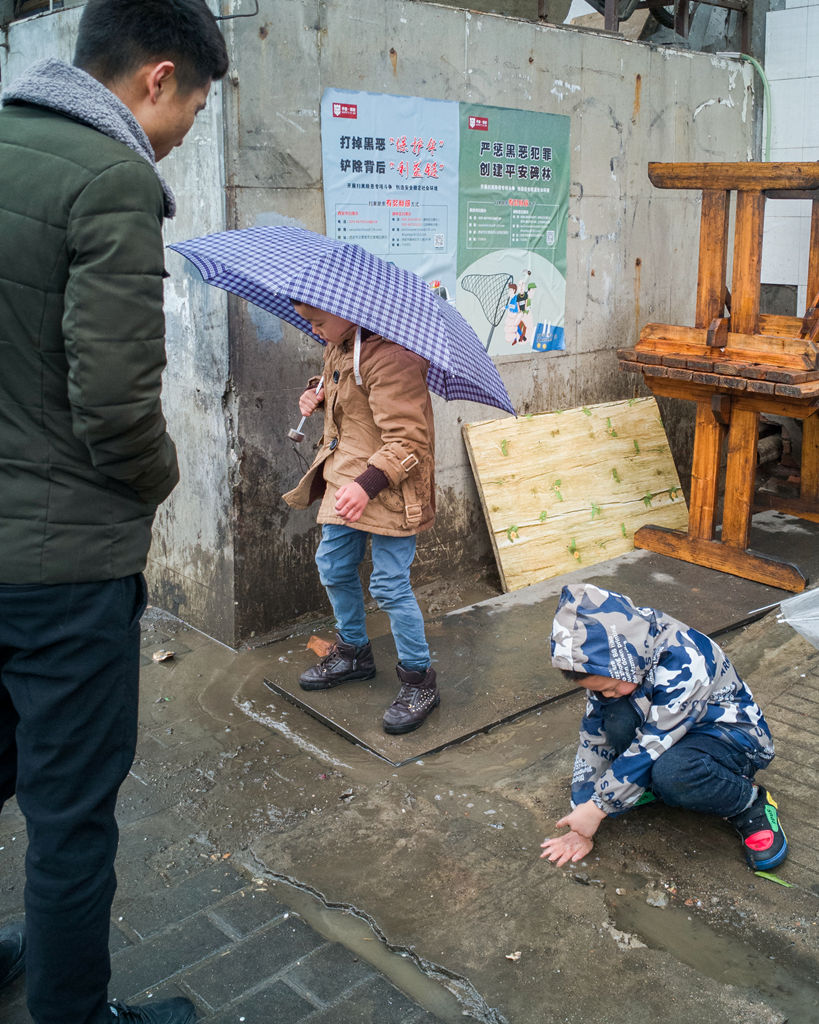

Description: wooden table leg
[731,191,765,335]
[633,526,807,590]
[635,400,807,590]
[802,413,819,503]
[807,199,819,312]
[688,398,726,539]
[695,190,730,328]
[721,407,759,549]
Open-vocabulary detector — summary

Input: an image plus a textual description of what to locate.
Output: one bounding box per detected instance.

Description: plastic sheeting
[778,587,819,651]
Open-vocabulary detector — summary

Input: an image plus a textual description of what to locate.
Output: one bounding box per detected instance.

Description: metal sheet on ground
[264,511,819,764]
[264,600,574,767]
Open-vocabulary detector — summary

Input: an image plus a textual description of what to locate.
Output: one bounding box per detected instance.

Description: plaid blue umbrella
[169,225,515,415]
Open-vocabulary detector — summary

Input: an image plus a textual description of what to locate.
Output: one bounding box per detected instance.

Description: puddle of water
[257,872,500,1024]
[613,894,815,1021]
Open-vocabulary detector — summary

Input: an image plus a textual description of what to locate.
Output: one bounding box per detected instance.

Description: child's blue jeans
[315,523,430,671]
[601,697,761,818]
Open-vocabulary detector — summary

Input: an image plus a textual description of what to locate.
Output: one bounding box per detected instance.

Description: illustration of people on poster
[321,89,570,359]
[457,103,570,357]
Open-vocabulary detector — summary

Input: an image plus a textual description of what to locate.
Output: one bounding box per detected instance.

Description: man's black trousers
[0,574,146,1024]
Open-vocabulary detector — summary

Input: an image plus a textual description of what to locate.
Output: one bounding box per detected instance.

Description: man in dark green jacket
[0,3,227,1023]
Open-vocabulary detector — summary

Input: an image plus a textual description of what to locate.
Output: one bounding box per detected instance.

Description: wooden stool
[619,162,819,591]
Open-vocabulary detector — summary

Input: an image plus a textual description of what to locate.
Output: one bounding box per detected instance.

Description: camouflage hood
[550,583,661,682]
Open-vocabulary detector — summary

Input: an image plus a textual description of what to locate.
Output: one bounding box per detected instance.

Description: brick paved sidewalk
[0,858,442,1023]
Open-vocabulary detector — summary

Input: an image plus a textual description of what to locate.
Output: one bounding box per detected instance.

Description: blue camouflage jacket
[550,584,774,815]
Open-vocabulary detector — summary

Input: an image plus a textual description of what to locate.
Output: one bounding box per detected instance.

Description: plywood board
[462,397,689,591]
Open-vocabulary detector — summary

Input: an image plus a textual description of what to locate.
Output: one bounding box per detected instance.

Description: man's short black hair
[560,669,589,683]
[74,0,229,93]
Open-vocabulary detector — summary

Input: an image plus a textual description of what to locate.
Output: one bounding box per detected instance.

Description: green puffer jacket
[0,98,179,584]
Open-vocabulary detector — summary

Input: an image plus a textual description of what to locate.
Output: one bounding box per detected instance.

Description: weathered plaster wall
[218,0,754,641]
[1,0,756,646]
[154,90,233,641]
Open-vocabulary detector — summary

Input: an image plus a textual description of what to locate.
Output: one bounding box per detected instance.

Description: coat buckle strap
[404,503,423,526]
[400,453,419,472]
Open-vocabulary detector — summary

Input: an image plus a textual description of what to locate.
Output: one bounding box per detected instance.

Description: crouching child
[540,583,787,872]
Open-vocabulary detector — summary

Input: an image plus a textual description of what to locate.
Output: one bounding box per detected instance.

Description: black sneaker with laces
[727,786,788,870]
[0,922,25,991]
[299,634,376,691]
[108,997,197,1023]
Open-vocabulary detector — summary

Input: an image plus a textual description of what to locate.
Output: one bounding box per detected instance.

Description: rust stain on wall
[632,73,642,125]
[389,47,398,75]
[634,256,642,340]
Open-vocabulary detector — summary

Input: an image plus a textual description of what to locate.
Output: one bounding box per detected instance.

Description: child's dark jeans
[600,697,762,818]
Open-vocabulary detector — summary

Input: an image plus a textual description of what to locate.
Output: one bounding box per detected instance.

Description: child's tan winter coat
[283,334,435,536]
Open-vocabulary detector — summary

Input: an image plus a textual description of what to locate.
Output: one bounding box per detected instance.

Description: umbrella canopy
[169,225,515,415]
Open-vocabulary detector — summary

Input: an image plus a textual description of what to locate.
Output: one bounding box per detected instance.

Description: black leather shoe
[299,634,376,691]
[0,922,25,990]
[382,665,440,734]
[108,997,197,1023]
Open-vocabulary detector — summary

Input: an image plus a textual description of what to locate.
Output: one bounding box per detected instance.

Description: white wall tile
[805,77,819,146]
[765,8,808,80]
[769,146,808,160]
[761,214,805,284]
[766,196,813,219]
[797,214,811,283]
[769,78,807,150]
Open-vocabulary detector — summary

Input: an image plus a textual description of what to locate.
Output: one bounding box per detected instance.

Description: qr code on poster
[433,233,445,248]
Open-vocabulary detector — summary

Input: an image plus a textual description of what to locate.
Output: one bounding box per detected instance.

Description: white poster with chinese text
[321,89,570,357]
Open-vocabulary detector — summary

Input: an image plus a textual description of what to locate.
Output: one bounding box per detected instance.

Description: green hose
[719,51,772,162]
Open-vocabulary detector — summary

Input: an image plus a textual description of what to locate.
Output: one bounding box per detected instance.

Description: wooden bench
[618,162,819,591]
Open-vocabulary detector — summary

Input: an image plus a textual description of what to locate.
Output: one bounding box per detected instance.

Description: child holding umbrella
[283,303,439,734]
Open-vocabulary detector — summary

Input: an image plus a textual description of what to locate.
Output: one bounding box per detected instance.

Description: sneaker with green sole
[728,786,788,871]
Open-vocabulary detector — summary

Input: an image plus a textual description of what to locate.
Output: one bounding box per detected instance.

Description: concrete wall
[1,1,755,646]
[154,84,233,640]
[216,0,754,643]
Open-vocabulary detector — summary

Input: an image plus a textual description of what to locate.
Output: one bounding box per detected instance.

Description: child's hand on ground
[299,385,324,417]
[557,800,607,839]
[334,482,369,523]
[539,830,593,866]
[539,800,607,867]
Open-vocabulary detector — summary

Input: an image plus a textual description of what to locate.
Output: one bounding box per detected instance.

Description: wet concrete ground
[1,511,819,1023]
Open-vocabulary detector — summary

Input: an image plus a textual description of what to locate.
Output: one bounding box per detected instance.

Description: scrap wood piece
[758,313,805,337]
[462,398,688,592]
[306,635,333,658]
[774,379,819,399]
[745,378,777,395]
[800,293,819,339]
[637,323,819,370]
[647,161,819,192]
